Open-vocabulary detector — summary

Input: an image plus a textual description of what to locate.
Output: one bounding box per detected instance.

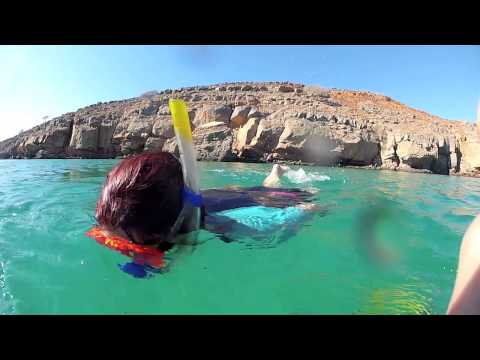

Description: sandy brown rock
[0,81,478,177]
[247,107,263,119]
[398,140,435,171]
[152,116,175,138]
[69,124,98,151]
[144,137,165,152]
[162,137,179,156]
[194,105,232,127]
[273,117,379,166]
[241,114,286,161]
[459,134,480,174]
[192,122,235,161]
[230,106,251,128]
[12,117,74,158]
[278,85,295,93]
[234,118,260,153]
[379,133,399,169]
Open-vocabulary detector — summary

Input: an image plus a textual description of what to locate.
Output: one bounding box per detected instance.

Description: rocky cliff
[1,82,479,177]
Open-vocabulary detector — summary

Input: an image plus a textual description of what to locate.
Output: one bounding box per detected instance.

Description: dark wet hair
[95,152,184,245]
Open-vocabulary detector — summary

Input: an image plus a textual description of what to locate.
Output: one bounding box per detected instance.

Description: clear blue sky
[1,45,479,141]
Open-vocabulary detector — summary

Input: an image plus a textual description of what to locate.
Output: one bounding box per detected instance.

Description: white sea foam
[0,260,16,315]
[207,169,226,173]
[285,168,331,184]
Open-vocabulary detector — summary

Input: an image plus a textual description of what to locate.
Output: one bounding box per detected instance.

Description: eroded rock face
[193,105,232,127]
[340,138,380,166]
[396,136,437,169]
[230,106,251,128]
[35,149,49,159]
[240,115,286,161]
[12,117,74,158]
[233,118,260,154]
[459,134,480,175]
[69,124,98,151]
[192,122,235,161]
[144,137,165,152]
[278,84,295,93]
[152,116,175,138]
[380,133,399,169]
[112,112,155,156]
[1,81,479,177]
[271,117,380,166]
[162,137,179,157]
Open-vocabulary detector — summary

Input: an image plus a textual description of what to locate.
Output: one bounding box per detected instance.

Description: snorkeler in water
[86,152,320,278]
[86,99,321,278]
[86,100,321,278]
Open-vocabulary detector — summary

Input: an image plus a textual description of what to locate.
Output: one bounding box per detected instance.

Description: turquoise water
[1,159,480,314]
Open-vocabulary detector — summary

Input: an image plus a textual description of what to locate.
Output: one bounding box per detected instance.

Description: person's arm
[447,214,480,314]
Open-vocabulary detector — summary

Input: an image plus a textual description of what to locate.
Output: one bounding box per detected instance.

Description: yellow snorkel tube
[169,99,202,235]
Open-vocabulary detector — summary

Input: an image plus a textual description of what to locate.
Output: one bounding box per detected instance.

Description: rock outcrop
[1,81,479,177]
[192,121,235,161]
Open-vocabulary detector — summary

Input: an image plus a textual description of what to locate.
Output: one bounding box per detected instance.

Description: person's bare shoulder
[448,214,480,314]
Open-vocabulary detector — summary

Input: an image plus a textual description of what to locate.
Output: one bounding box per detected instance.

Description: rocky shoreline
[1,81,479,177]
